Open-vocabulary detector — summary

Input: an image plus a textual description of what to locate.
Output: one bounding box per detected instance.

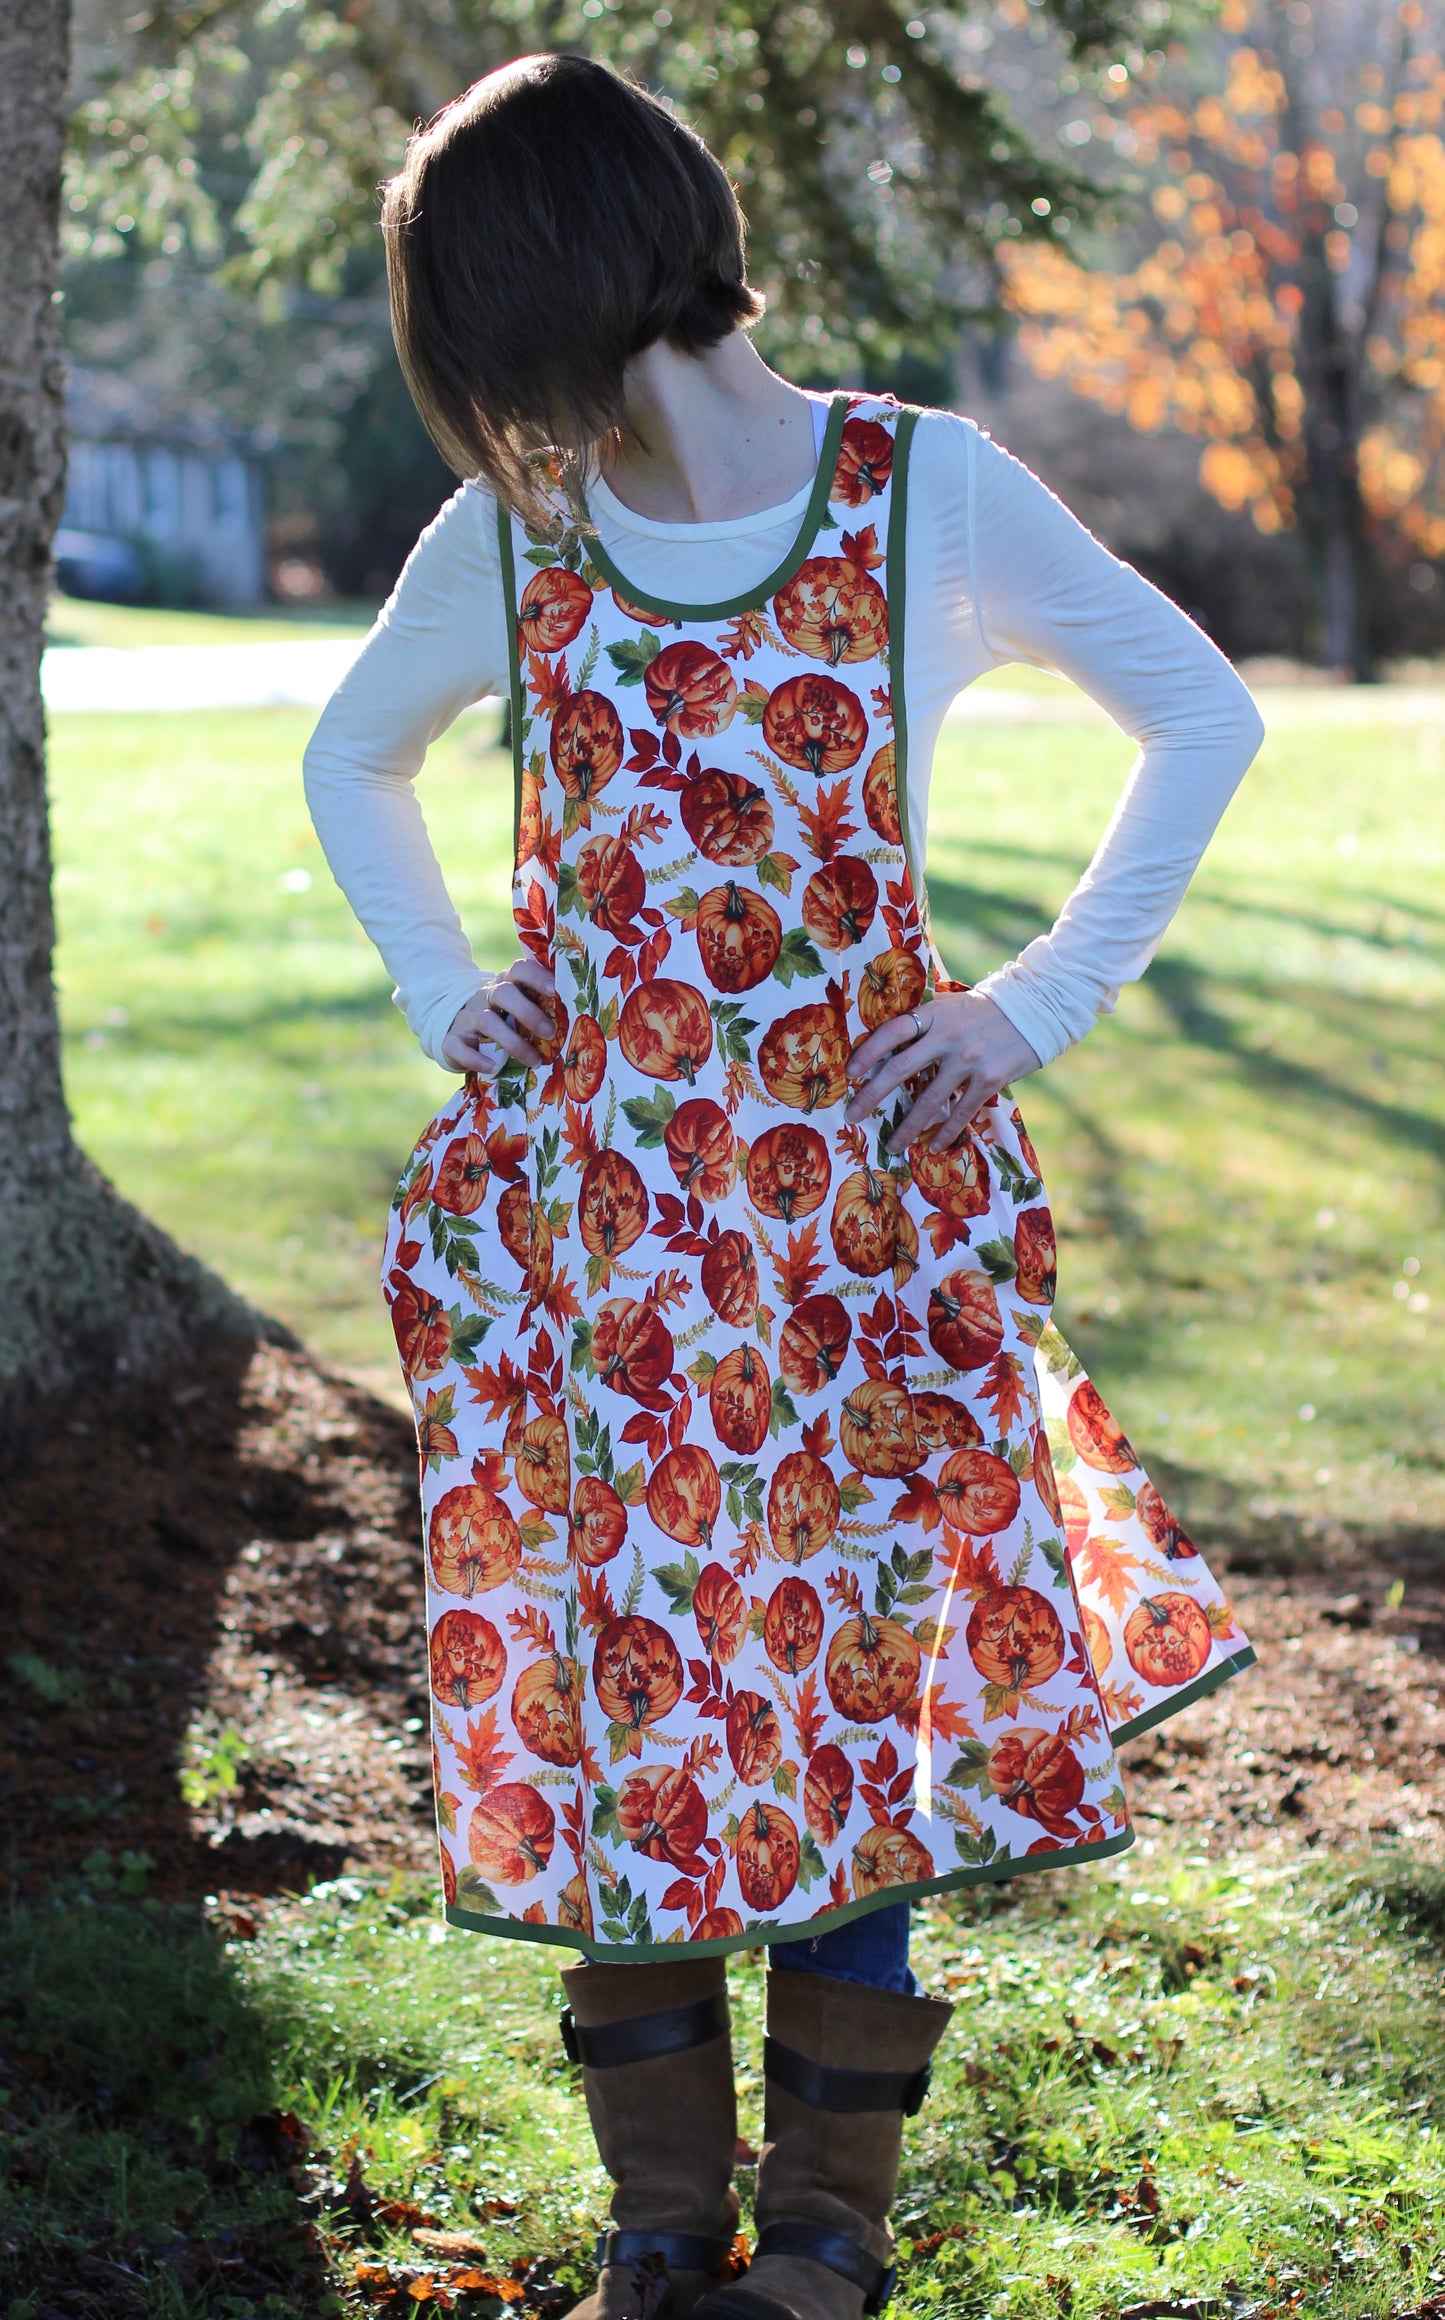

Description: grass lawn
[49,684,1445,1532]
[6,1854,1445,2316]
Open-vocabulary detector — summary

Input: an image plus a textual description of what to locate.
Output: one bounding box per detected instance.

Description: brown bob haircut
[382,53,765,514]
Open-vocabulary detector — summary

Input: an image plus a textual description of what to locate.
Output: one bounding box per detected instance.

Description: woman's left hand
[845,990,1042,1159]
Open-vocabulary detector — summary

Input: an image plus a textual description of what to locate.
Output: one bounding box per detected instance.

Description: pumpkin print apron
[383,393,1256,1956]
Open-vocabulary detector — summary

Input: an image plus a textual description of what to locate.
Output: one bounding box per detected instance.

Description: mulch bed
[4,1338,1444,1899]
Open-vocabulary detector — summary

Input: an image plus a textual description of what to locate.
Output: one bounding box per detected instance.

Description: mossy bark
[0,0,279,1443]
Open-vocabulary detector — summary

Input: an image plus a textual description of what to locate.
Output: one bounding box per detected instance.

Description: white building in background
[57,368,266,608]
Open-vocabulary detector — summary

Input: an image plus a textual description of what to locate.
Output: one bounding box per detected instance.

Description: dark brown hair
[382,53,765,513]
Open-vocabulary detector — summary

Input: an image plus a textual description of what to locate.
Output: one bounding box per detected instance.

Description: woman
[305,51,1262,2320]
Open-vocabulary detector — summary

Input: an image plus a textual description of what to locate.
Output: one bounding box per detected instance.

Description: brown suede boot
[692,1968,953,2320]
[559,1955,742,2320]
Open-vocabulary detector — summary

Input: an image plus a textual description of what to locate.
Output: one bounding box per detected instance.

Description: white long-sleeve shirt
[304,401,1264,1069]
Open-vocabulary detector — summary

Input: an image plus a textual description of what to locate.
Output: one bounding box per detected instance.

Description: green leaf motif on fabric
[654,1552,702,1616]
[771,926,825,987]
[874,1541,932,1618]
[1039,1536,1069,1586]
[1045,1415,1077,1474]
[769,1377,800,1436]
[993,1149,1043,1206]
[598,1873,655,1946]
[710,1000,758,1065]
[455,1289,497,1339]
[975,1235,1018,1283]
[1037,1327,1083,1383]
[719,1460,765,1528]
[453,1869,502,1913]
[621,1542,646,1618]
[622,1089,677,1146]
[954,1828,1002,1868]
[945,1742,992,1797]
[606,632,662,685]
[796,1831,827,1889]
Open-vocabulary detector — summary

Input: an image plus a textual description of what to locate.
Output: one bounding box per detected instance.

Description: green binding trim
[444,1823,1136,1960]
[576,392,851,622]
[1110,1642,1259,1748]
[885,406,922,901]
[496,500,526,857]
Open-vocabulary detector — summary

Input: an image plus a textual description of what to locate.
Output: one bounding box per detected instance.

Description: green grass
[5,1855,1445,2315]
[48,703,511,1391]
[925,701,1445,1536]
[44,593,377,649]
[49,688,1445,1515]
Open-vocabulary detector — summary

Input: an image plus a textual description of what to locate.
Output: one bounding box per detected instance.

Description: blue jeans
[768,1903,914,1994]
[588,1905,915,1994]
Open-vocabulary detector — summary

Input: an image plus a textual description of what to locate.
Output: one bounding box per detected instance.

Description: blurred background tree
[62,0,1170,596]
[1000,0,1445,676]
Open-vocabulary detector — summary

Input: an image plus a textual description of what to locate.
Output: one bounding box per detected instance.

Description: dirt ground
[4,1339,1444,1902]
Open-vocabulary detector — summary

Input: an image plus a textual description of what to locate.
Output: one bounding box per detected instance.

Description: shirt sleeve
[959,424,1265,1068]
[302,479,512,1066]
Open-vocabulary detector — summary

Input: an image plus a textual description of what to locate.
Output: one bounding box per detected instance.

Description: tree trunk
[1302,427,1373,682]
[0,0,276,1442]
[1321,522,1366,679]
[1292,198,1374,682]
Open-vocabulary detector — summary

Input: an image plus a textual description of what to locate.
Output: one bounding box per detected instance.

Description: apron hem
[442,1823,1137,1959]
[1110,1643,1258,1748]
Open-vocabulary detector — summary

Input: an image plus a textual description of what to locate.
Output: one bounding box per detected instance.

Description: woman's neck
[600,330,818,524]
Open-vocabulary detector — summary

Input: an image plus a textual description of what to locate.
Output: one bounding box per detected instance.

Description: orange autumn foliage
[1003,0,1445,560]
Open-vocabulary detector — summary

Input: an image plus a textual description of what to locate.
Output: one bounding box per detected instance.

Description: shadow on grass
[60,982,404,1045]
[1181,879,1445,949]
[926,870,1056,970]
[928,869,1443,1159]
[931,845,1445,952]
[0,1339,438,2309]
[1366,1860,1445,1941]
[0,1893,331,2315]
[1142,1444,1445,1580]
[1146,957,1445,1165]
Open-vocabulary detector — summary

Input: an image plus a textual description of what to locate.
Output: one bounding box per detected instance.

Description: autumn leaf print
[527,651,573,719]
[771,1220,827,1307]
[1072,1533,1146,1620]
[454,1707,516,1794]
[839,523,885,572]
[383,397,1255,1952]
[417,1384,460,1472]
[797,780,859,861]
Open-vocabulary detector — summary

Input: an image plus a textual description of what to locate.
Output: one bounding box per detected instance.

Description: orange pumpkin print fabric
[383,395,1255,1956]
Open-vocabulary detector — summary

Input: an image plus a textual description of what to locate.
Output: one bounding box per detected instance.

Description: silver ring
[907,1009,925,1043]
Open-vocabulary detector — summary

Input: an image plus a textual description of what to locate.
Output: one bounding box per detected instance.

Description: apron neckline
[574,390,852,625]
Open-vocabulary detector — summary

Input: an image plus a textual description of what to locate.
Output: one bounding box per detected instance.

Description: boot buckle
[752,2221,894,2311]
[597,2230,737,2277]
[560,1993,730,2070]
[763,2037,933,2116]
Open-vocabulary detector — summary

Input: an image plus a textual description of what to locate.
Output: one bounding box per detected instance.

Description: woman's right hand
[441,955,558,1074]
